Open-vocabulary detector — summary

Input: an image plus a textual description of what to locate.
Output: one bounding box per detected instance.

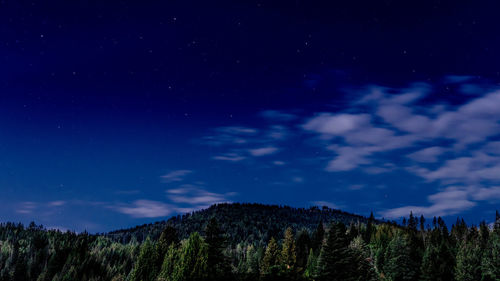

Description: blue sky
[1,1,500,232]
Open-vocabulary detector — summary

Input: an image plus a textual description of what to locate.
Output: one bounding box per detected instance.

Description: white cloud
[249,146,279,157]
[407,147,445,163]
[303,113,371,136]
[166,185,231,205]
[115,200,172,218]
[48,201,66,207]
[16,202,37,214]
[161,170,192,183]
[212,153,246,162]
[380,187,476,219]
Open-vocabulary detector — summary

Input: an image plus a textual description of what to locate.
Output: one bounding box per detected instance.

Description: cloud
[249,146,279,157]
[48,201,66,207]
[215,126,258,135]
[273,160,286,166]
[380,187,477,219]
[161,170,193,183]
[16,202,37,214]
[212,153,246,162]
[166,185,231,205]
[115,200,172,218]
[407,147,445,163]
[303,113,371,136]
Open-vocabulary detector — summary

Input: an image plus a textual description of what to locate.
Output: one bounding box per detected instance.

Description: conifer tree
[363,212,375,243]
[316,222,353,281]
[349,236,377,281]
[303,248,318,279]
[173,232,209,281]
[383,232,417,281]
[280,227,297,270]
[481,231,500,281]
[204,218,231,281]
[130,238,159,281]
[157,244,179,281]
[157,225,179,272]
[295,229,311,272]
[455,239,482,281]
[260,237,280,277]
[311,221,325,254]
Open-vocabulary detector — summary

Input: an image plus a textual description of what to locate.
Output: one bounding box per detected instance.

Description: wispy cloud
[16,201,37,214]
[380,187,476,219]
[115,200,172,218]
[248,146,279,157]
[161,170,193,183]
[212,152,246,162]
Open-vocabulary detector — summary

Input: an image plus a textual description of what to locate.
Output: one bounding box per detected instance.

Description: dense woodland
[0,203,499,281]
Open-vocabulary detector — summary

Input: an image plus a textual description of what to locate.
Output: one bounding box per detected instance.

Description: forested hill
[107,203,380,245]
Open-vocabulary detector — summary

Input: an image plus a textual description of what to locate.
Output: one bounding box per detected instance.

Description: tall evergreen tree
[312,221,325,254]
[130,238,159,281]
[455,240,482,281]
[173,232,209,281]
[364,212,375,244]
[383,232,418,281]
[481,231,500,281]
[316,222,353,281]
[280,227,297,270]
[295,229,311,272]
[303,248,318,279]
[204,218,231,281]
[157,244,180,281]
[349,236,377,281]
[260,237,280,277]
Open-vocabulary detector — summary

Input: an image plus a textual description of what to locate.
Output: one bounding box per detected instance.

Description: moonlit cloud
[380,187,477,219]
[165,185,234,213]
[212,153,246,162]
[160,170,193,183]
[407,147,446,163]
[115,200,172,218]
[249,146,279,156]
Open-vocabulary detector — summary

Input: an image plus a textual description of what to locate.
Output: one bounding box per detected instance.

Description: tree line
[0,205,499,280]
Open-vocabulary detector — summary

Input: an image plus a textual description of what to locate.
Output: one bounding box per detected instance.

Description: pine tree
[157,244,179,281]
[130,238,159,281]
[364,212,375,243]
[173,232,209,281]
[383,232,417,281]
[260,237,282,279]
[420,240,454,281]
[481,231,500,281]
[280,227,297,270]
[157,225,179,272]
[204,218,231,281]
[349,236,377,281]
[303,248,318,279]
[316,222,353,281]
[455,240,482,281]
[312,221,325,254]
[295,229,311,273]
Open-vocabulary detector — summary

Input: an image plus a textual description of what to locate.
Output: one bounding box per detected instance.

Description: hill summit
[107,203,377,245]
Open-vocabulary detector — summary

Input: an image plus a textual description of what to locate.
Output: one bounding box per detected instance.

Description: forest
[0,203,499,281]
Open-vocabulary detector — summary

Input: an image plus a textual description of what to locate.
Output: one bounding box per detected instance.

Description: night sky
[2,0,500,232]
